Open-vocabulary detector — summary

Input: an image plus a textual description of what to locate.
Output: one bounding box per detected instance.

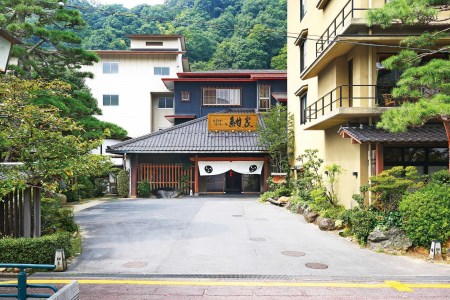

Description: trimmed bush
[41,198,78,235]
[77,176,95,199]
[117,170,129,198]
[399,182,450,246]
[137,181,151,198]
[341,208,377,244]
[0,233,74,264]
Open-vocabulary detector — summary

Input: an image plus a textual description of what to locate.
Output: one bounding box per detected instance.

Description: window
[181,91,190,102]
[300,39,307,72]
[103,62,118,74]
[158,97,174,109]
[300,0,307,20]
[103,95,119,106]
[202,87,241,106]
[146,41,163,46]
[384,147,448,174]
[258,85,271,110]
[300,94,307,124]
[154,67,170,76]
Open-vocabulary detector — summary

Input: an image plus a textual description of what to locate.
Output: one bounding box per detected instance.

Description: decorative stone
[296,205,304,214]
[156,189,180,198]
[367,227,412,252]
[55,193,67,205]
[0,268,6,272]
[334,219,344,230]
[304,211,319,223]
[277,196,290,204]
[318,218,336,231]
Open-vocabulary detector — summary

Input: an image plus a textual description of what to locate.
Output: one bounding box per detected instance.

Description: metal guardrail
[315,0,370,57]
[0,263,57,299]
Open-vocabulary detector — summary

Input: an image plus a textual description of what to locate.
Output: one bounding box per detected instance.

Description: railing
[316,0,370,57]
[0,263,57,300]
[303,85,376,123]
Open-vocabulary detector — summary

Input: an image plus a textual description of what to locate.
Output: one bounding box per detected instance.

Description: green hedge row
[0,232,73,264]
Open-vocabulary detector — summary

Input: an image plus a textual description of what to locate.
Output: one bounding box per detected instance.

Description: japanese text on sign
[208,113,258,132]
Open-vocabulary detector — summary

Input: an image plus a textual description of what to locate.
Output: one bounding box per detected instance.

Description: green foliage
[429,169,450,184]
[41,198,79,235]
[341,208,377,244]
[258,104,293,173]
[69,0,286,70]
[0,76,114,196]
[117,170,129,198]
[77,176,95,199]
[271,44,287,70]
[399,182,450,246]
[260,183,291,202]
[352,184,369,209]
[137,181,151,198]
[369,166,423,212]
[93,178,107,197]
[0,232,76,264]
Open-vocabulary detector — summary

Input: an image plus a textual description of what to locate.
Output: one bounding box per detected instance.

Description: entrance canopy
[198,161,264,176]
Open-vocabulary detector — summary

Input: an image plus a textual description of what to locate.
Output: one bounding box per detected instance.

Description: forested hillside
[70,0,287,70]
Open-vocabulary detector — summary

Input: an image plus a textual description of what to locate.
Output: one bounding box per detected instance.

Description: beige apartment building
[287,0,449,208]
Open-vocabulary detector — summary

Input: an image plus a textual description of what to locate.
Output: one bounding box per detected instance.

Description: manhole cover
[123,262,147,268]
[232,215,243,217]
[281,251,305,257]
[305,263,328,269]
[249,238,266,242]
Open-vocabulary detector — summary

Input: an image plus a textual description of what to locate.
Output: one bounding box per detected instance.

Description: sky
[98,0,165,8]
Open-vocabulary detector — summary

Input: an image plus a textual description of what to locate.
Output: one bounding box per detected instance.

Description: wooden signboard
[208,113,258,132]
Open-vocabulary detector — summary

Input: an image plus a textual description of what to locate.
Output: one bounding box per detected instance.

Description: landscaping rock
[55,193,67,205]
[368,227,412,252]
[156,189,180,198]
[318,218,336,231]
[278,196,290,204]
[304,211,319,223]
[0,268,6,272]
[334,219,344,230]
[296,205,304,214]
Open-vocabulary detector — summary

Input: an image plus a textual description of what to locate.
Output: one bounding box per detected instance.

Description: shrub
[94,177,107,197]
[137,181,151,198]
[117,170,129,198]
[77,176,95,199]
[399,182,450,246]
[0,232,75,264]
[340,208,377,244]
[41,198,78,235]
[260,191,276,202]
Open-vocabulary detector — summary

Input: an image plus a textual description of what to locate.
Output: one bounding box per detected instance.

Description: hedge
[0,232,73,264]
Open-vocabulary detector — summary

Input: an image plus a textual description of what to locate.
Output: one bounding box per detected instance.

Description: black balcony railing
[315,0,370,57]
[301,84,401,124]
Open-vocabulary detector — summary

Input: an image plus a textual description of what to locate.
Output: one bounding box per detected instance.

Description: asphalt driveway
[68,196,449,278]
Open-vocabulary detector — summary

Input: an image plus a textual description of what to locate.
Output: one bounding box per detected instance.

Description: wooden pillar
[0,196,4,236]
[375,143,384,175]
[263,157,269,192]
[130,154,138,198]
[194,155,199,195]
[14,191,19,238]
[33,187,41,237]
[23,188,31,238]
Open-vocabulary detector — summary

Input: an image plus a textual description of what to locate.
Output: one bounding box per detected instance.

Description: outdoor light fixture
[352,171,358,178]
[0,29,21,73]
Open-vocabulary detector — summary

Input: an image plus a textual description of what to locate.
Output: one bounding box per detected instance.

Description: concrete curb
[72,200,106,213]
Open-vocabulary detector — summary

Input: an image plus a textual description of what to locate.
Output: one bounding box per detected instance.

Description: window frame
[154,67,170,76]
[300,0,307,21]
[258,84,271,110]
[102,62,119,74]
[181,91,190,102]
[103,94,119,106]
[157,96,174,109]
[384,146,448,174]
[202,87,242,106]
[299,93,308,124]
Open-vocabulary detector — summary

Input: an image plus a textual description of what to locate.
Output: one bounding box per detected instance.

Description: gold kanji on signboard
[208,113,258,132]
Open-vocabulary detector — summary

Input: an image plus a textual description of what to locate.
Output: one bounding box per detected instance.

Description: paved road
[66,196,449,278]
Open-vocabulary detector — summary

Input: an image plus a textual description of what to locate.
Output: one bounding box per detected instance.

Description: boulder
[55,193,67,205]
[334,219,344,230]
[304,211,319,223]
[318,218,336,231]
[368,227,412,252]
[277,196,290,204]
[156,189,180,198]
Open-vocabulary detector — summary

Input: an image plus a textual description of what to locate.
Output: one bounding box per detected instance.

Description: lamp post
[0,29,21,73]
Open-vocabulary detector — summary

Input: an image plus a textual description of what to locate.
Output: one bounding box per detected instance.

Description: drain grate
[305,263,328,269]
[123,262,148,268]
[249,238,266,242]
[281,251,305,257]
[232,214,243,217]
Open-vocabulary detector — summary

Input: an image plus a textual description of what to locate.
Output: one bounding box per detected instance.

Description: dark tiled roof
[107,109,267,154]
[339,125,447,143]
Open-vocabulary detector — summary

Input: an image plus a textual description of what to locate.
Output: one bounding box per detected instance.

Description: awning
[164,114,196,123]
[272,92,287,102]
[339,125,447,144]
[198,161,264,176]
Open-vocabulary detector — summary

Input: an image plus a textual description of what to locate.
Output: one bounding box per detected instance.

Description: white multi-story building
[84,34,189,138]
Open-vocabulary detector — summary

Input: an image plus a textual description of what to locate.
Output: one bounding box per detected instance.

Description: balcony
[301,85,399,130]
[315,0,370,57]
